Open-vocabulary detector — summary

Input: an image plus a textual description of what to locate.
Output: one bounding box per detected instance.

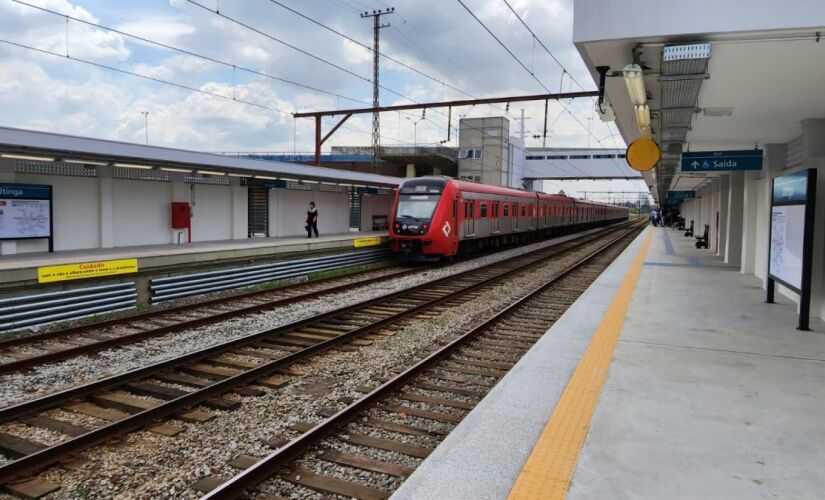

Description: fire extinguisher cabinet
[171,202,191,229]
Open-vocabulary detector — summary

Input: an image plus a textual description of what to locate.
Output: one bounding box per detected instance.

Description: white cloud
[341,38,371,65]
[0,0,614,153]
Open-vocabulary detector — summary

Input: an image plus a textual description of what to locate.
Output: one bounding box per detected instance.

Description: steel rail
[204,223,644,499]
[0,265,415,374]
[0,223,631,483]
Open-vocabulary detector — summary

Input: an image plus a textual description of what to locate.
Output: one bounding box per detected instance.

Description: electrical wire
[495,0,629,175]
[10,0,372,107]
[0,37,290,115]
[263,0,543,140]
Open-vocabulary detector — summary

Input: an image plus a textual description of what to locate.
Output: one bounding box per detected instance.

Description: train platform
[0,231,387,287]
[393,225,825,499]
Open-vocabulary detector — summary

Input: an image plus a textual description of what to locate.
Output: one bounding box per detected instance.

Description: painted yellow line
[508,229,653,500]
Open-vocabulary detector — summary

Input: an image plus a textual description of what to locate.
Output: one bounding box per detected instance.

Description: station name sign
[681,149,763,172]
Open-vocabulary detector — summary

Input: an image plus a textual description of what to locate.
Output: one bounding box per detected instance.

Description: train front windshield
[396,194,440,219]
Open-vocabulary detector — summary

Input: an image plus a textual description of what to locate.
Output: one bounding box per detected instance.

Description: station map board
[767,168,817,330]
[0,183,52,240]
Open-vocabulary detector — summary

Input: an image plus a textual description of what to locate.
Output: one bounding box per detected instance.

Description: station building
[0,126,399,257]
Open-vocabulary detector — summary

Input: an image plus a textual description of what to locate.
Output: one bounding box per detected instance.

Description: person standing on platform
[306,201,319,238]
[651,208,659,226]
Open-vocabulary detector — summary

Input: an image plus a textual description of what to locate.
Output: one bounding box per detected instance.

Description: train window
[453,200,458,218]
[480,204,488,218]
[521,205,526,216]
[503,204,509,216]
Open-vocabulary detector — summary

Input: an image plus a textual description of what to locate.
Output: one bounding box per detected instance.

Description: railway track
[202,222,644,499]
[0,222,636,495]
[0,263,414,375]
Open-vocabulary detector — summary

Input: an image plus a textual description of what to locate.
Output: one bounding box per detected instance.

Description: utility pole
[140,111,149,145]
[361,7,394,172]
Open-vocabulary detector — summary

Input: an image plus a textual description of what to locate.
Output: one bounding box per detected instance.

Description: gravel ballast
[0,226,628,499]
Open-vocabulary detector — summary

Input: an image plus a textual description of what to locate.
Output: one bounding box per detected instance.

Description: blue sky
[0,0,646,198]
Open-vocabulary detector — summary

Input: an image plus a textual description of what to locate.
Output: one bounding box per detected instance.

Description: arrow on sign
[691,161,700,168]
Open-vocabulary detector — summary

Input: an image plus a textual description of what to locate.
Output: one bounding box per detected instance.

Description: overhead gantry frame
[294,88,603,166]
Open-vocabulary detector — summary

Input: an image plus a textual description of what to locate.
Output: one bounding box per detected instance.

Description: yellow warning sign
[353,237,382,248]
[37,258,139,284]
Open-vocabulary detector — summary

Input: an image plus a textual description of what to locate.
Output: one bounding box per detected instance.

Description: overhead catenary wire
[10,0,372,107]
[0,38,290,115]
[264,0,543,140]
[184,0,455,137]
[457,0,624,172]
[496,0,629,176]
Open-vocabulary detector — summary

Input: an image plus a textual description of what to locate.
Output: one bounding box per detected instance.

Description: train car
[389,176,628,260]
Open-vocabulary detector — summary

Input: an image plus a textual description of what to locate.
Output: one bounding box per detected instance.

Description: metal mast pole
[361,7,394,172]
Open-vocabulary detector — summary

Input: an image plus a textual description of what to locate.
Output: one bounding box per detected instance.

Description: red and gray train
[389,177,628,260]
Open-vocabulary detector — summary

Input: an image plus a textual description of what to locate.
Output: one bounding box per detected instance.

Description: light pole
[587,116,593,148]
[405,116,424,148]
[140,111,149,145]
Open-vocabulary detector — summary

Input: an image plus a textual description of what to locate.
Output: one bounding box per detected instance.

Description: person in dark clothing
[306,201,319,238]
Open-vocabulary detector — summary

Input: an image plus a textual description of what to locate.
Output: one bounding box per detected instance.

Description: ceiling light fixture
[255,175,277,180]
[635,105,651,128]
[622,64,646,106]
[197,170,225,176]
[114,162,154,170]
[64,159,109,166]
[1,153,55,162]
[160,166,191,173]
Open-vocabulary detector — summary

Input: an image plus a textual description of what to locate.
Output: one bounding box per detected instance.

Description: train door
[512,202,518,230]
[463,200,475,236]
[492,201,500,232]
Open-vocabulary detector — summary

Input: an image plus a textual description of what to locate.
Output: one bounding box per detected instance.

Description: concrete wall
[15,174,100,252]
[0,163,250,255]
[360,193,392,230]
[268,185,350,237]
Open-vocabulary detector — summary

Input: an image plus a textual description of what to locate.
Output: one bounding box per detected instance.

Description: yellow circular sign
[625,137,661,172]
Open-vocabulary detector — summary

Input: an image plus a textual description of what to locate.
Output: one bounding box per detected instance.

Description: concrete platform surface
[0,232,386,285]
[393,226,825,499]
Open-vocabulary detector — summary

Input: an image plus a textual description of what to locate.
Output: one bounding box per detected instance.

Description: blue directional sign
[665,191,696,204]
[681,149,763,172]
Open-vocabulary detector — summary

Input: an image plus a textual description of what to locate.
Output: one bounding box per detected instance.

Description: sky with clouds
[0,0,646,199]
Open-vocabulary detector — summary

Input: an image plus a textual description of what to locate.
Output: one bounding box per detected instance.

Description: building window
[568,154,591,159]
[485,128,500,137]
[592,154,616,159]
[525,155,545,160]
[459,148,482,159]
[617,153,627,159]
[547,155,568,159]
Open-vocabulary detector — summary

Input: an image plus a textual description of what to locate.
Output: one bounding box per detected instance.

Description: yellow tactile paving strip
[508,229,653,500]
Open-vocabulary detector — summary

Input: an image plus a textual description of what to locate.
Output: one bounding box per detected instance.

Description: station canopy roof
[0,126,402,187]
[572,1,825,202]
